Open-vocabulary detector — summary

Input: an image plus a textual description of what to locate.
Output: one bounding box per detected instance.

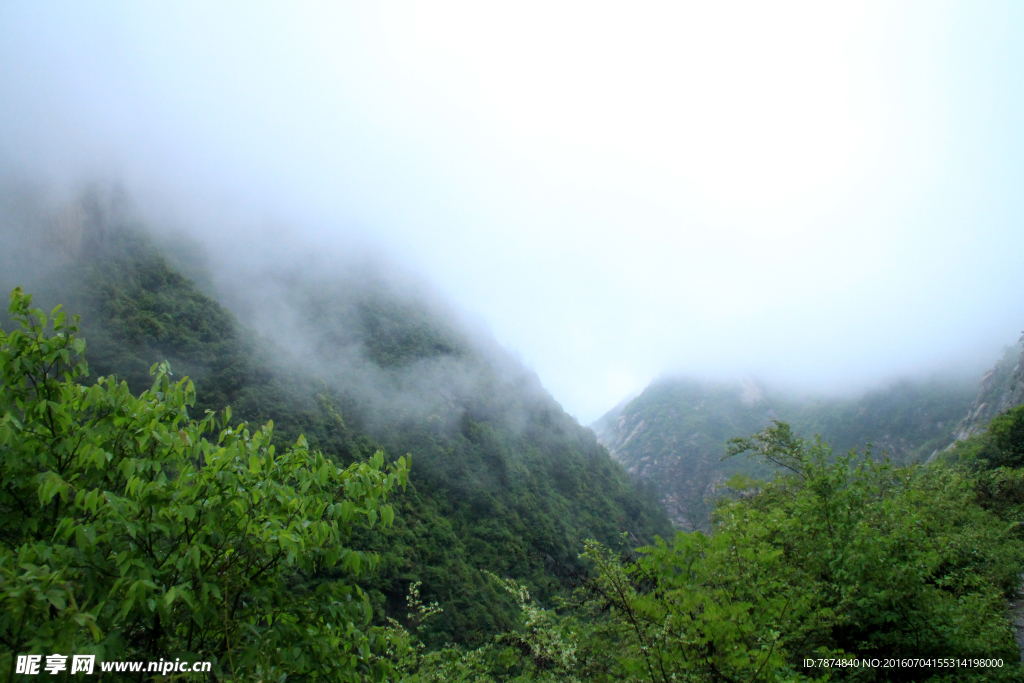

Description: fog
[2,2,1024,423]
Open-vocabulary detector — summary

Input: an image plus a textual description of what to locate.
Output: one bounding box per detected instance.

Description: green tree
[0,288,409,681]
[984,404,1024,468]
[560,422,1024,682]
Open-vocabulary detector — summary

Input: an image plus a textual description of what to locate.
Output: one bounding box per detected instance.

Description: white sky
[2,1,1024,422]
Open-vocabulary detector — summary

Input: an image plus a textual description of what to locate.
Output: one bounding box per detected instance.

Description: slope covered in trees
[0,188,670,647]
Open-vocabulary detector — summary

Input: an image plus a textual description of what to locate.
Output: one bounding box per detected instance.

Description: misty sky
[2,2,1024,423]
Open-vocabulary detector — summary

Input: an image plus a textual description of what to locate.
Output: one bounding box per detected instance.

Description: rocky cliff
[949,339,1024,443]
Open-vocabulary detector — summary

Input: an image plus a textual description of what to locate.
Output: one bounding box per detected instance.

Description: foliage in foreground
[387,422,1024,682]
[0,288,409,681]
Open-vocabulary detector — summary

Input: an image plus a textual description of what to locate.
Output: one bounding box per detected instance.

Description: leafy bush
[988,405,1024,468]
[0,288,408,681]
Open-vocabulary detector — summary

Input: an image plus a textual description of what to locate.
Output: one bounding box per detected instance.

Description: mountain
[0,186,671,646]
[591,379,781,530]
[593,374,979,530]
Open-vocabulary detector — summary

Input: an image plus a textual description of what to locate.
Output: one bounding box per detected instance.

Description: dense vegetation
[0,193,670,647]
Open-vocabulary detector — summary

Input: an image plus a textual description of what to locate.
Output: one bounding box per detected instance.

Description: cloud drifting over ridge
[2,1,1024,422]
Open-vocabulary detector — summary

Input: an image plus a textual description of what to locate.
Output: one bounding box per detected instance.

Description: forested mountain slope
[593,373,979,530]
[0,186,671,646]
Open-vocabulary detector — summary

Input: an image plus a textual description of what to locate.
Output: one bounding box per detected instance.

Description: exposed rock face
[951,340,1024,443]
